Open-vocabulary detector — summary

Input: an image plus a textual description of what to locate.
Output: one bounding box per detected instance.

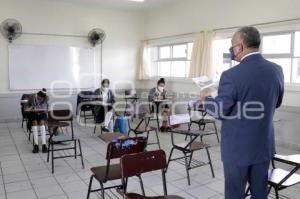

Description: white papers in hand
[192,76,219,97]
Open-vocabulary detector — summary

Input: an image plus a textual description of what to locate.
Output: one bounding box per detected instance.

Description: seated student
[148,78,167,112]
[94,79,115,132]
[25,88,49,153]
[148,78,167,102]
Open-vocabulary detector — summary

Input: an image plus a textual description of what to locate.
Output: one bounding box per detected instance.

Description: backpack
[113,116,128,134]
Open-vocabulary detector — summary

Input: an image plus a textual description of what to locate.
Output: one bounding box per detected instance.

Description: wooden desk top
[25,109,47,113]
[98,132,127,143]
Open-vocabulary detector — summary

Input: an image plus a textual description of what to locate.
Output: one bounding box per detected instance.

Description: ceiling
[48,0,180,11]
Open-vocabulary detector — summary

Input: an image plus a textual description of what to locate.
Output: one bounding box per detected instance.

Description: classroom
[0,0,299,199]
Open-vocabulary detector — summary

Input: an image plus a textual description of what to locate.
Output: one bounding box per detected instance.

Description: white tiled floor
[0,121,299,199]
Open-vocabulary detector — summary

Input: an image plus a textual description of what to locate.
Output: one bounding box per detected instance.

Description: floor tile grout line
[0,161,8,199]
[14,125,72,198]
[20,124,71,199]
[6,123,39,198]
[62,157,104,199]
[60,140,107,199]
[36,153,71,199]
[76,124,201,199]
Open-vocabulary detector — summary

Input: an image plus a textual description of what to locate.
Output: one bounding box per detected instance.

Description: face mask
[102,83,109,88]
[102,87,109,92]
[229,47,236,60]
[158,86,164,92]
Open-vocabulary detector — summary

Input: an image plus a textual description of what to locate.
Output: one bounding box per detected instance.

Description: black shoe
[42,144,48,153]
[32,145,39,153]
[101,126,109,132]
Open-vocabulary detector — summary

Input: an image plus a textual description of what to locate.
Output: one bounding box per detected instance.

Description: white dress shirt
[241,52,260,61]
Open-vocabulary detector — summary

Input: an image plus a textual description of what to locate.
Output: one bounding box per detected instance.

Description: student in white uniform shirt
[148,78,168,113]
[148,78,167,102]
[25,88,49,153]
[94,79,115,132]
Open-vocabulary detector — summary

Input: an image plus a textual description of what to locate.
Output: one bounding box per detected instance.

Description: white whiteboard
[9,44,100,90]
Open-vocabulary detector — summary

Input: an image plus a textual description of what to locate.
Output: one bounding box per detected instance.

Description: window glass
[292,58,300,83]
[262,34,291,54]
[213,39,232,80]
[267,58,291,83]
[187,43,193,60]
[158,61,171,77]
[159,46,171,59]
[173,44,187,58]
[294,32,300,56]
[171,61,186,77]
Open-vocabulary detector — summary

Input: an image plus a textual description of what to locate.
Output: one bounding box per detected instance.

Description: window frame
[151,41,193,79]
[261,31,299,84]
[215,30,300,86]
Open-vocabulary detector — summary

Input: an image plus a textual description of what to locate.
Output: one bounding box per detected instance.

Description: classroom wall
[144,0,300,39]
[0,0,144,120]
[142,0,300,108]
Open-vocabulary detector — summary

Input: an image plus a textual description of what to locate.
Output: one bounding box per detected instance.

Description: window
[293,32,300,83]
[213,31,300,84]
[262,34,291,54]
[262,33,293,83]
[212,39,237,81]
[150,42,193,78]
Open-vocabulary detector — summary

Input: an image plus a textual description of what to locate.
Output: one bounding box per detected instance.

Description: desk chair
[87,137,147,199]
[167,128,215,185]
[120,150,185,199]
[124,89,139,115]
[126,103,161,149]
[77,91,96,127]
[187,101,219,143]
[149,99,172,131]
[47,109,84,173]
[245,154,300,199]
[20,93,32,128]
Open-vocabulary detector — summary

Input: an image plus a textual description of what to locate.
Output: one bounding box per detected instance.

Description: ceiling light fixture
[128,0,145,2]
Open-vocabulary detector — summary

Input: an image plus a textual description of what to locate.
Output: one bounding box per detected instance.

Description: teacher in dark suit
[201,27,284,199]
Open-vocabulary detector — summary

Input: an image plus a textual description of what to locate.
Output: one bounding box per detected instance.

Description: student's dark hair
[37,88,47,98]
[238,26,261,49]
[157,78,165,85]
[101,79,110,85]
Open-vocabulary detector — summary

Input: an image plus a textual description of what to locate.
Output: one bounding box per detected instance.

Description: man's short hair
[238,26,261,49]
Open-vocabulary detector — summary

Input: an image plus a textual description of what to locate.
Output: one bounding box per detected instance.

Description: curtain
[137,41,151,80]
[189,31,216,79]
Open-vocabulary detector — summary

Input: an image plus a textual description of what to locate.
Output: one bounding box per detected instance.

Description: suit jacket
[205,54,284,166]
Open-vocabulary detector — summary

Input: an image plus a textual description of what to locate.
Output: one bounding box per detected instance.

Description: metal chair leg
[185,122,193,140]
[213,122,220,143]
[274,187,279,199]
[99,181,105,199]
[205,147,215,178]
[138,175,146,196]
[166,148,174,171]
[51,143,54,174]
[183,152,191,185]
[87,175,93,199]
[47,141,51,162]
[78,139,85,169]
[154,130,161,149]
[245,185,250,197]
[74,140,77,159]
[267,186,272,194]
